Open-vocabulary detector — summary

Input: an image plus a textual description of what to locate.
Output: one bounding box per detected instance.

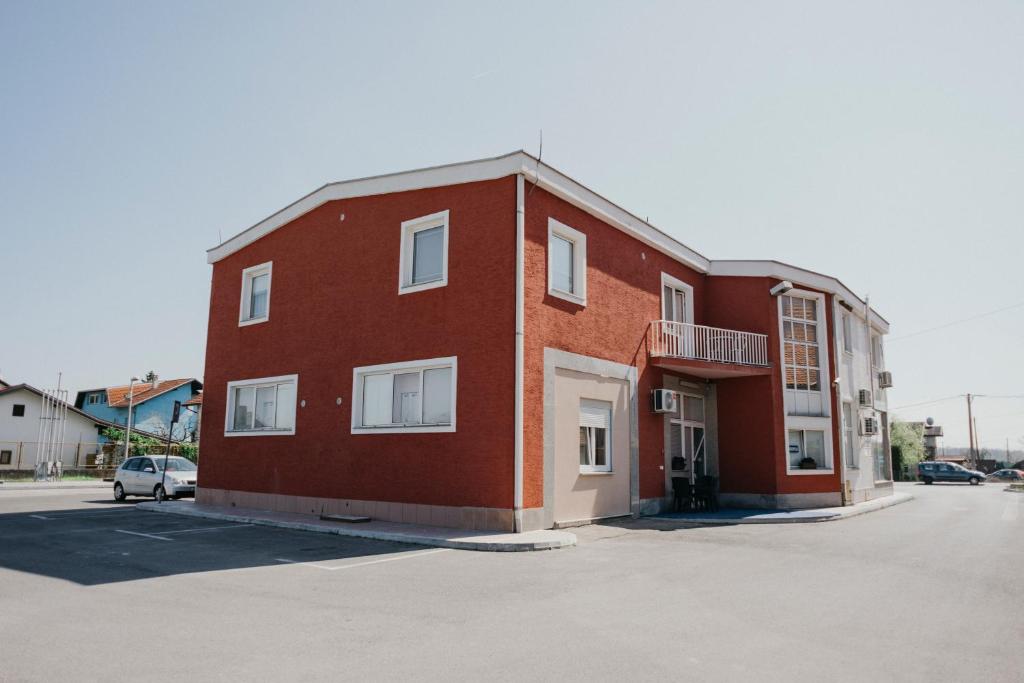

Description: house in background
[198,151,893,532]
[75,377,203,441]
[1,383,135,469]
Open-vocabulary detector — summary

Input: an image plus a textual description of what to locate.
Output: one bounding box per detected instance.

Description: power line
[891,395,964,411]
[887,300,1024,342]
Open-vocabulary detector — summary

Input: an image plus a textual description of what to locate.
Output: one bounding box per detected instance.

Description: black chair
[693,475,718,512]
[671,476,693,512]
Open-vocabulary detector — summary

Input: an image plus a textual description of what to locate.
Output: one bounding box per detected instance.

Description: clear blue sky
[2,1,1021,450]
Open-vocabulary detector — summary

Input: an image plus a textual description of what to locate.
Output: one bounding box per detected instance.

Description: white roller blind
[579,400,610,428]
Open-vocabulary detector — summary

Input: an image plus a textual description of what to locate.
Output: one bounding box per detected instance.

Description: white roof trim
[707,260,889,332]
[206,151,711,271]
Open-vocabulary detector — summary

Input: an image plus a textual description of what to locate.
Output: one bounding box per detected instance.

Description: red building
[199,151,893,532]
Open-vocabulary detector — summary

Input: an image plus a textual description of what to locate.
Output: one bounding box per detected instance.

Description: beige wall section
[552,368,631,525]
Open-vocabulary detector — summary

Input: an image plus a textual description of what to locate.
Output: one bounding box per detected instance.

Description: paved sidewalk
[0,480,110,491]
[652,491,914,524]
[137,499,576,552]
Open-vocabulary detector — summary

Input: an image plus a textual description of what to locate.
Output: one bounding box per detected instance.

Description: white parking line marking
[274,548,451,571]
[33,508,136,519]
[1001,496,1019,522]
[115,529,174,542]
[159,524,255,535]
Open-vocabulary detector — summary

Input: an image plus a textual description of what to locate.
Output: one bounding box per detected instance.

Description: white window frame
[398,210,449,295]
[547,218,587,306]
[239,261,273,326]
[841,312,853,355]
[778,289,830,395]
[351,356,457,434]
[88,394,100,405]
[784,416,834,474]
[660,272,694,323]
[224,374,297,437]
[870,334,884,370]
[579,399,612,474]
[842,401,858,469]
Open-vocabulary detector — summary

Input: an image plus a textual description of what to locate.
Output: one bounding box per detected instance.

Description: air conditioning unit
[858,389,872,407]
[878,371,893,389]
[651,389,678,414]
[863,416,879,435]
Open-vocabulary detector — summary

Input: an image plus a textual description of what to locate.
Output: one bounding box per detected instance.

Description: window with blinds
[579,399,612,473]
[781,294,821,391]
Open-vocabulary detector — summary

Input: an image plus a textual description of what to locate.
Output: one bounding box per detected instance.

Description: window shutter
[579,401,610,429]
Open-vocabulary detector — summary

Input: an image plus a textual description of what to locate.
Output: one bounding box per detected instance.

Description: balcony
[648,320,772,379]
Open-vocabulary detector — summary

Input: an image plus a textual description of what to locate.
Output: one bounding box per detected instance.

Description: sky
[1,1,1021,451]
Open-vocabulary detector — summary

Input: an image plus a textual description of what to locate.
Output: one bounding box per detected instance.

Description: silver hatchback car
[113,456,198,501]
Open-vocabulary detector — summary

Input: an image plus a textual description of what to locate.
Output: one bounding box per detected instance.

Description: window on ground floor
[788,429,827,470]
[0,450,11,465]
[842,402,858,469]
[351,357,456,433]
[225,375,297,436]
[579,399,611,473]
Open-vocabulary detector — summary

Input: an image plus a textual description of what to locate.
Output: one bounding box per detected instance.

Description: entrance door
[669,394,706,484]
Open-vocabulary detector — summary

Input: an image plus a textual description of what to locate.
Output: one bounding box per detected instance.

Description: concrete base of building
[197,487,516,532]
[848,481,894,504]
[718,491,844,510]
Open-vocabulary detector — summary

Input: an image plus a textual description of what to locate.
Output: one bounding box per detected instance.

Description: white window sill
[548,288,586,306]
[399,278,447,295]
[351,424,455,434]
[238,316,269,327]
[786,468,835,476]
[579,469,612,476]
[224,428,295,437]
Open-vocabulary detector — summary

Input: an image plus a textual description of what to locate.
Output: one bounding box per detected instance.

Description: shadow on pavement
[0,502,422,586]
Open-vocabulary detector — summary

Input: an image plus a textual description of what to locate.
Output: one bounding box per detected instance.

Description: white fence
[649,320,770,367]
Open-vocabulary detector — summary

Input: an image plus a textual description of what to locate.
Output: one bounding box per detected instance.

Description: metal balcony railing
[649,320,770,367]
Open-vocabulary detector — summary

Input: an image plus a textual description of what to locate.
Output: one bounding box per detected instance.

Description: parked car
[113,456,198,501]
[988,468,1024,482]
[917,461,986,485]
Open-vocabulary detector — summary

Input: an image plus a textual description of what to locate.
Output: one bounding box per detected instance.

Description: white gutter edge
[513,174,525,532]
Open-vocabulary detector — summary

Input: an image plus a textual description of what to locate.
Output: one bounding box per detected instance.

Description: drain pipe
[513,174,525,532]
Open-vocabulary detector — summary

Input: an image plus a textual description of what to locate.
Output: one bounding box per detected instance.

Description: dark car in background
[918,461,986,485]
[988,469,1024,482]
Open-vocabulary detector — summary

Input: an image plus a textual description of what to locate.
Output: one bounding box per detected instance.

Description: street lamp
[123,376,140,462]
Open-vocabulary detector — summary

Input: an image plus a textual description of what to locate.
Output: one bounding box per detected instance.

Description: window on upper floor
[399,210,449,294]
[352,357,456,433]
[661,273,693,324]
[0,450,11,465]
[12,404,25,417]
[88,394,99,405]
[579,399,612,473]
[225,375,296,436]
[841,312,853,354]
[781,294,821,392]
[871,335,884,369]
[239,262,272,326]
[547,218,587,306]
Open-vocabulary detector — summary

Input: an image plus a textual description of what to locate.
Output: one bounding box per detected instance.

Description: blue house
[75,377,203,442]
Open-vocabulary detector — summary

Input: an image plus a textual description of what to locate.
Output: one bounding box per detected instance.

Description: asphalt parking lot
[1,482,1021,682]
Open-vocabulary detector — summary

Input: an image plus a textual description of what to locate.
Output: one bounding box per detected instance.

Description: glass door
[669,394,706,484]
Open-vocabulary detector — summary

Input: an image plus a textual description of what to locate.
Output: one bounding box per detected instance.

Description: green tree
[890,421,924,480]
[101,426,162,457]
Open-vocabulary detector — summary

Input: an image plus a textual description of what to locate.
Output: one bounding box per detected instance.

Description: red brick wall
[521,186,707,505]
[200,177,518,509]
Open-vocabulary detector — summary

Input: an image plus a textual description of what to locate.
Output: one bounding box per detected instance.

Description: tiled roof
[107,378,195,408]
[183,393,203,406]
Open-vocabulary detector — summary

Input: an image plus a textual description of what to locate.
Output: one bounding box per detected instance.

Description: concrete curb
[136,501,576,552]
[653,492,915,525]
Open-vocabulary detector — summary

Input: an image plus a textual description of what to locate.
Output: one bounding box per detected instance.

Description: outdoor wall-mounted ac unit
[863,416,879,435]
[858,389,873,407]
[651,389,678,414]
[878,371,893,389]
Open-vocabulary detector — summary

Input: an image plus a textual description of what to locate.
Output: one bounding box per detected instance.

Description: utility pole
[123,376,140,463]
[966,393,975,466]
